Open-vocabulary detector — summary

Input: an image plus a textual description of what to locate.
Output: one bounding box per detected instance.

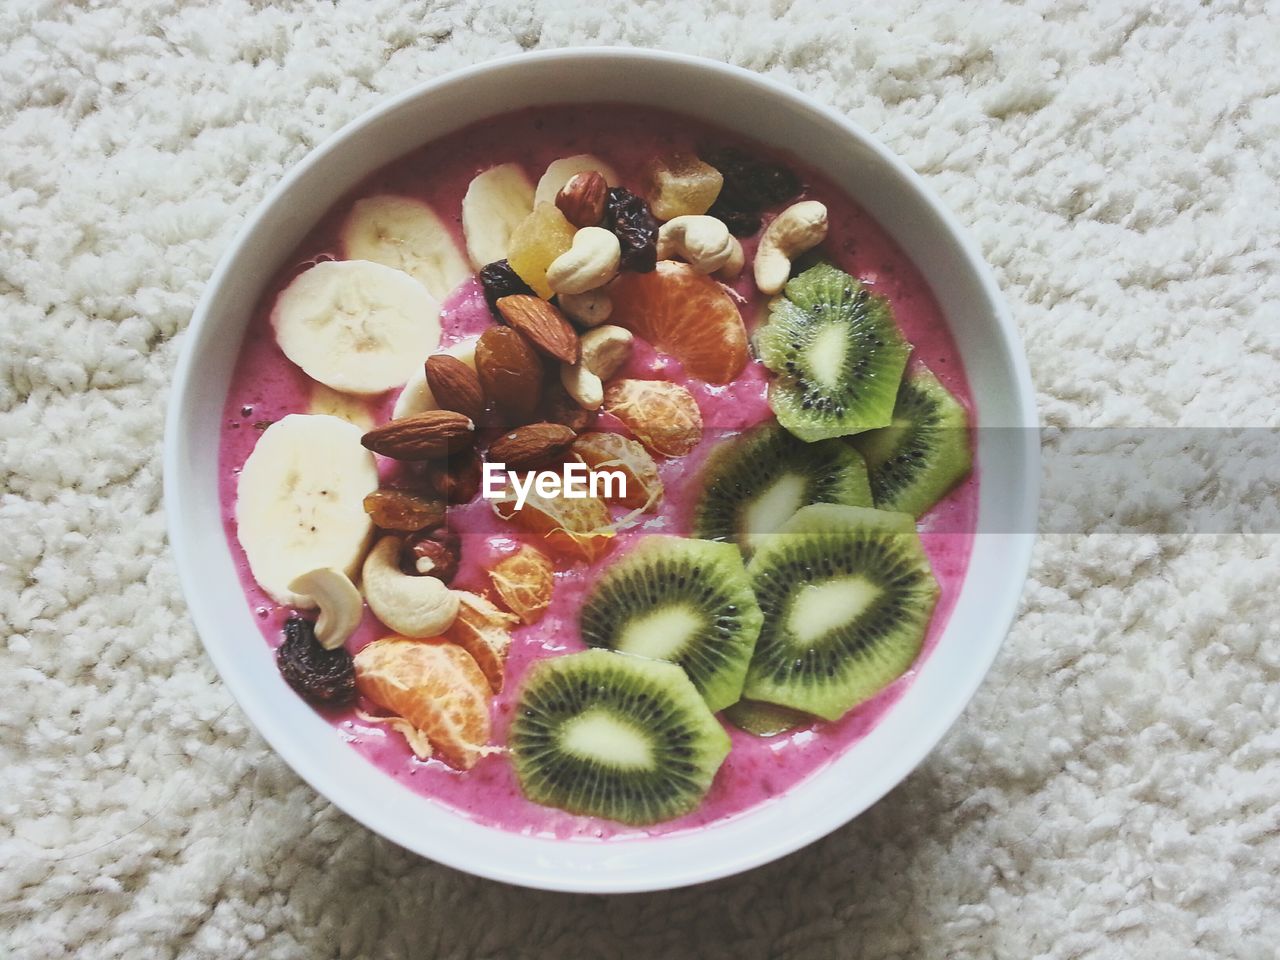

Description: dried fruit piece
[603,379,703,458]
[479,259,535,309]
[488,544,554,625]
[488,422,577,471]
[495,295,579,364]
[353,637,492,769]
[425,354,485,423]
[361,411,475,461]
[430,449,484,504]
[572,432,663,511]
[604,187,659,273]
[493,489,614,562]
[555,171,608,228]
[402,529,461,583]
[609,262,749,384]
[645,153,724,221]
[277,616,357,706]
[445,591,519,692]
[475,326,544,424]
[507,201,576,299]
[363,489,446,532]
[538,382,595,432]
[704,146,801,237]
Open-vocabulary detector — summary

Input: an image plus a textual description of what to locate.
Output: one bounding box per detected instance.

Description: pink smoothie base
[217,105,978,841]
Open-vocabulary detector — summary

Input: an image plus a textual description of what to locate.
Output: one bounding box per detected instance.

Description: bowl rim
[164,47,1038,893]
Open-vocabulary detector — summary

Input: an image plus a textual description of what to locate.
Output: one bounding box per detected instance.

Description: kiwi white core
[742,474,808,549]
[560,709,653,769]
[787,577,880,645]
[805,322,849,389]
[615,606,704,661]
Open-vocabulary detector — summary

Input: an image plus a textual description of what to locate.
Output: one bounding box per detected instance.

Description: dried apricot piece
[488,544,555,625]
[445,591,518,692]
[507,202,576,299]
[493,488,614,562]
[353,637,492,769]
[572,432,663,511]
[603,379,703,458]
[645,153,724,221]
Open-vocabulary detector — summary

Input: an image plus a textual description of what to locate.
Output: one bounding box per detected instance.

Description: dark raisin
[430,449,483,504]
[402,529,461,583]
[604,187,658,273]
[276,617,356,706]
[707,204,762,237]
[479,259,534,309]
[704,146,801,212]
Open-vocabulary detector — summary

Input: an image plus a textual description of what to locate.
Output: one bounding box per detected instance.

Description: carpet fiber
[2,1,1278,957]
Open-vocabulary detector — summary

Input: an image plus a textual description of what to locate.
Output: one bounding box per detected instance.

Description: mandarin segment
[445,591,519,692]
[572,431,664,511]
[488,544,555,625]
[492,488,614,562]
[603,379,703,458]
[507,202,576,299]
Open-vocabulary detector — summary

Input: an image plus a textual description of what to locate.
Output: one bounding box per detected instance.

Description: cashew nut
[579,325,633,381]
[559,361,604,410]
[361,535,460,637]
[557,289,613,327]
[656,215,737,274]
[287,567,363,650]
[753,201,829,295]
[546,227,621,295]
[715,237,745,280]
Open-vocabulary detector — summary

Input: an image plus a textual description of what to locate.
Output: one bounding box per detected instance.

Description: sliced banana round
[236,415,379,608]
[392,335,480,420]
[288,567,363,650]
[534,154,620,205]
[272,260,441,396]
[462,163,535,269]
[340,194,472,301]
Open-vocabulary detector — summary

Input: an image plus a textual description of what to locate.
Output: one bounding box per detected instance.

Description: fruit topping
[353,637,492,769]
[445,591,518,692]
[644,153,724,222]
[361,536,460,637]
[555,170,608,228]
[478,259,535,309]
[546,227,621,296]
[493,488,613,561]
[509,649,731,825]
[272,260,441,396]
[360,410,476,461]
[723,699,812,738]
[488,544,554,625]
[392,337,479,420]
[475,326,544,424]
[608,261,749,385]
[538,381,595,432]
[757,263,909,441]
[692,423,872,551]
[488,422,577,471]
[534,155,619,205]
[507,202,576,299]
[429,449,483,504]
[287,568,364,651]
[462,163,535,269]
[753,200,829,295]
[848,365,973,518]
[571,432,663,511]
[704,147,802,237]
[402,528,461,583]
[425,354,485,423]
[362,488,447,532]
[580,536,763,711]
[577,325,633,381]
[495,295,580,364]
[307,382,374,430]
[340,194,471,301]
[603,379,703,458]
[277,616,357,706]
[741,504,938,721]
[236,415,378,607]
[604,187,659,273]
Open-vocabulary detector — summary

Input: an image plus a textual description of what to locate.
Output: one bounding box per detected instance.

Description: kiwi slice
[723,699,813,738]
[758,263,910,442]
[742,506,939,721]
[579,536,763,712]
[509,649,731,825]
[692,423,872,551]
[849,366,972,517]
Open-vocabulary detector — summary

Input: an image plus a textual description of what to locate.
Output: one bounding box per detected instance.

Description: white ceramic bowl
[165,49,1038,893]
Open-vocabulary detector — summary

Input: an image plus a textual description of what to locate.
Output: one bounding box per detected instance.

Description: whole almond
[475,326,544,424]
[555,171,608,228]
[425,354,485,422]
[488,422,577,471]
[361,410,475,461]
[495,295,580,365]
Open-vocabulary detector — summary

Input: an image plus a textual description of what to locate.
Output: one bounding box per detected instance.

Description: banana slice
[272,260,440,396]
[341,195,471,301]
[462,163,535,269]
[236,415,379,607]
[392,336,480,420]
[308,382,375,430]
[534,155,620,205]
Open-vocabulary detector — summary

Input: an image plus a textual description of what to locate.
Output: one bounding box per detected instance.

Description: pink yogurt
[218,105,978,840]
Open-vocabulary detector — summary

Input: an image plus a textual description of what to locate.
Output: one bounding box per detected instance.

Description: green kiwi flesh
[758,263,909,442]
[723,699,814,737]
[579,536,763,712]
[509,649,731,825]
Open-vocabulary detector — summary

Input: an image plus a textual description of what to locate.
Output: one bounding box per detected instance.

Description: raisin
[362,489,446,532]
[604,187,658,273]
[479,259,535,310]
[402,529,461,583]
[430,448,484,504]
[702,147,802,236]
[707,205,762,237]
[276,617,356,706]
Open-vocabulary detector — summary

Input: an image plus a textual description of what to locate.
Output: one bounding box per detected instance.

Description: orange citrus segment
[609,260,749,384]
[493,488,614,562]
[353,637,492,770]
[488,544,555,625]
[445,591,518,693]
[603,379,703,458]
[571,431,664,511]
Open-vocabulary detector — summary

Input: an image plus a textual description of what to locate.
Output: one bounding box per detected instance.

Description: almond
[495,295,580,364]
[425,354,485,422]
[361,410,475,461]
[475,326,544,424]
[488,422,577,471]
[555,171,608,228]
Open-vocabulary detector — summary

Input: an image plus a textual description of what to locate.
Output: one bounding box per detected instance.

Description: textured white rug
[3,1,1278,957]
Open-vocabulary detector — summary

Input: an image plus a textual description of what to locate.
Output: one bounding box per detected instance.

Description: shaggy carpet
[2,1,1277,957]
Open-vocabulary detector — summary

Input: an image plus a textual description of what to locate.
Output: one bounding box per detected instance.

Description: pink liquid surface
[218,105,978,840]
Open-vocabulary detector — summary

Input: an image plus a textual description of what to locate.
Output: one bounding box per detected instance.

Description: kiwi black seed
[742,508,939,721]
[849,365,973,517]
[509,649,731,825]
[692,423,873,552]
[579,536,763,712]
[758,262,910,442]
